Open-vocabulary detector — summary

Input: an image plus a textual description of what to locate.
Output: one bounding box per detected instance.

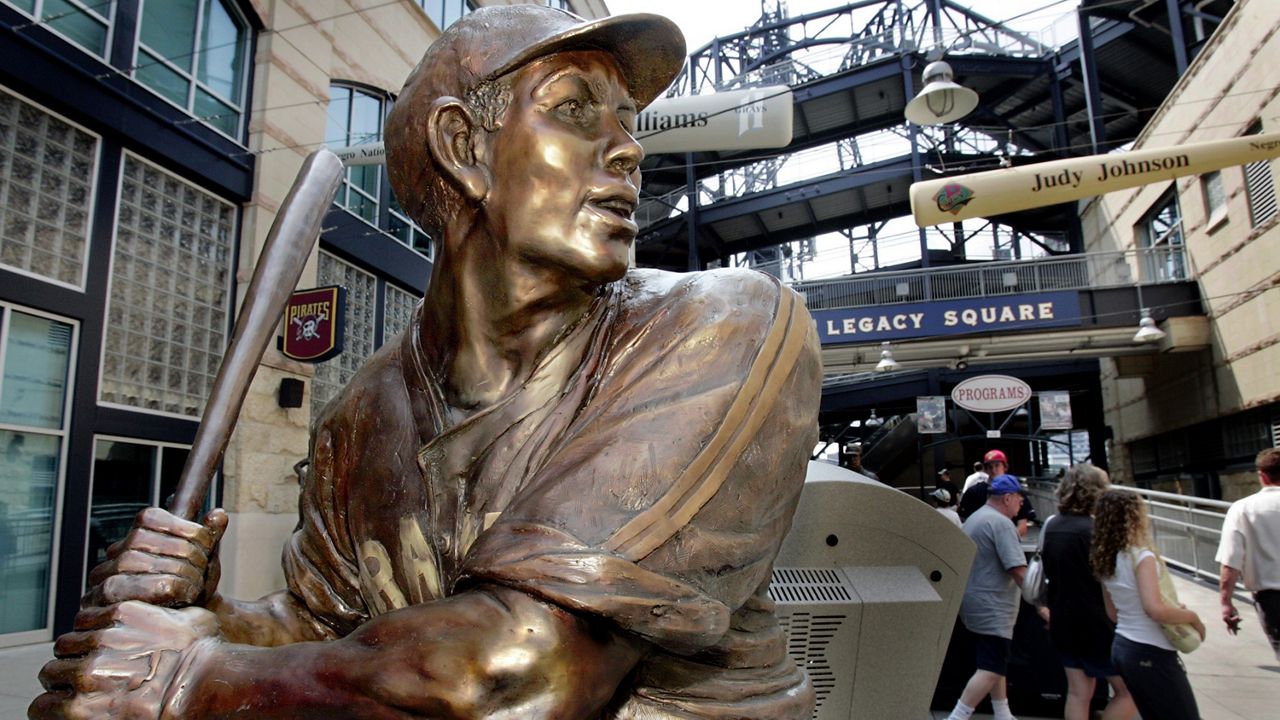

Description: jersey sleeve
[456,270,821,655]
[280,417,371,637]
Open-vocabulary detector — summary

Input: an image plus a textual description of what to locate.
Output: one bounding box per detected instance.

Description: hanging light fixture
[904,60,980,126]
[865,409,883,427]
[1133,309,1167,343]
[875,341,901,372]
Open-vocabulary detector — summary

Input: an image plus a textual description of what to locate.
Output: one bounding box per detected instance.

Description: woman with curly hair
[1041,465,1135,720]
[1091,489,1204,720]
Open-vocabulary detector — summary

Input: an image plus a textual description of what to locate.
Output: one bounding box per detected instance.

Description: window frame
[0,83,103,292]
[97,150,239,421]
[416,0,474,31]
[1136,189,1187,283]
[0,301,78,647]
[130,0,252,142]
[327,82,435,261]
[82,435,209,595]
[3,0,117,60]
[1200,170,1227,231]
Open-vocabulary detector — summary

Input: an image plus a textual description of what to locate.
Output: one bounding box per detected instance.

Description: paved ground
[2,572,1274,719]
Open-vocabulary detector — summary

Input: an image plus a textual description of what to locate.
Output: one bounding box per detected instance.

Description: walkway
[1,571,1274,719]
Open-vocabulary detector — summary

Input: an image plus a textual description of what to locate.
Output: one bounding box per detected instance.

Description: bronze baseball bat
[911,131,1280,227]
[169,149,344,520]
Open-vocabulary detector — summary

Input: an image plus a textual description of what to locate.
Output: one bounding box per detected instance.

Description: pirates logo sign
[281,286,345,362]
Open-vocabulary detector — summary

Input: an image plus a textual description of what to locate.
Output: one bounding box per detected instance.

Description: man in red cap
[33,6,820,719]
[959,450,1008,522]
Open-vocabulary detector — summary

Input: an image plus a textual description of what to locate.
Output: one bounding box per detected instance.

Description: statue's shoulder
[313,337,413,435]
[619,267,798,327]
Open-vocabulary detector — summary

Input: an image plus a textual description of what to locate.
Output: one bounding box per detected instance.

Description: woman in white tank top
[1090,490,1205,720]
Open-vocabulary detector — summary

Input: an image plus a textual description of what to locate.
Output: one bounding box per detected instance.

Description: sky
[604,0,1078,55]
[602,0,1082,278]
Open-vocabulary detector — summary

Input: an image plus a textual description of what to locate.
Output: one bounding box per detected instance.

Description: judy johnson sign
[810,291,1082,345]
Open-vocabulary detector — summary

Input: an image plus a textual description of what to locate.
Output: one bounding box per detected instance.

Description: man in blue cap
[946,474,1028,720]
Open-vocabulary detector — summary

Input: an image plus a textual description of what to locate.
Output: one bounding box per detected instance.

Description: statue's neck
[419,254,598,412]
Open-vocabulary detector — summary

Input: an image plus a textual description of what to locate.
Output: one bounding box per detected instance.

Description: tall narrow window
[1244,123,1277,227]
[312,252,376,418]
[383,283,421,344]
[1137,191,1186,282]
[326,84,434,259]
[101,154,235,417]
[0,304,75,641]
[135,0,249,138]
[87,439,207,587]
[1200,170,1225,226]
[6,0,113,57]
[326,85,383,225]
[0,87,99,288]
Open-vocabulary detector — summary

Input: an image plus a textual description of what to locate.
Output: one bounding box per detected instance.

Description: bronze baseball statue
[31,6,821,719]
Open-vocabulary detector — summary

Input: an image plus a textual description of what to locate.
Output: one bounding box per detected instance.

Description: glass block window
[0,88,98,288]
[312,252,375,417]
[1137,190,1186,282]
[7,0,112,57]
[135,0,250,138]
[101,154,235,417]
[383,283,420,344]
[0,303,75,638]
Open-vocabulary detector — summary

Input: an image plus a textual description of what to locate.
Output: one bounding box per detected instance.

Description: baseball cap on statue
[385,4,685,233]
[983,449,1008,465]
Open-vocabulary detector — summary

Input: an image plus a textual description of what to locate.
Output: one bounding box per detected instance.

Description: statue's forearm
[171,586,643,719]
[204,590,337,646]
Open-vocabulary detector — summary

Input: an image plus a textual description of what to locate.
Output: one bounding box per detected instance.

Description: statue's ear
[426,97,489,203]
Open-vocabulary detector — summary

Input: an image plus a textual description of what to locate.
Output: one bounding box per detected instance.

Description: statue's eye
[557,99,584,119]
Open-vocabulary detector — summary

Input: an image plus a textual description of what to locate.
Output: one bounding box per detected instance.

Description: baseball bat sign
[910,131,1280,227]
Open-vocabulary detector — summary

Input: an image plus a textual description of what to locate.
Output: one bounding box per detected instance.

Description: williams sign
[634,86,793,155]
[811,291,1082,345]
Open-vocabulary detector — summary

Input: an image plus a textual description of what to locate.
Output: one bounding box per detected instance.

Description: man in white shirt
[963,460,989,493]
[1216,447,1280,661]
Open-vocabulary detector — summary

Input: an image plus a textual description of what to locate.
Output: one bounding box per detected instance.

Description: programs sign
[952,375,1031,413]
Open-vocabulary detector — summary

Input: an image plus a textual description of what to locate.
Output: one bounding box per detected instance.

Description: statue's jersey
[283,268,821,719]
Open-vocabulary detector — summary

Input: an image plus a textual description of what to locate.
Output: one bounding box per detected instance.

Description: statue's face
[482,50,642,285]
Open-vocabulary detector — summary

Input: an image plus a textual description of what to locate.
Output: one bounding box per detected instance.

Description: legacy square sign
[810,291,1082,345]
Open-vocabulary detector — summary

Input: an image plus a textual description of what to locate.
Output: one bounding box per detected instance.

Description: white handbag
[1022,514,1055,607]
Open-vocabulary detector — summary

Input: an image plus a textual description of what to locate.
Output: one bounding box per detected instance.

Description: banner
[917,396,947,434]
[1039,391,1074,430]
[281,286,345,362]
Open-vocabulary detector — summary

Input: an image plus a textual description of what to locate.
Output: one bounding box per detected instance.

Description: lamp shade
[905,61,979,125]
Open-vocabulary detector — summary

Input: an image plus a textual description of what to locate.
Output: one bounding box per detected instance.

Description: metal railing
[792,248,1186,311]
[1026,481,1237,589]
